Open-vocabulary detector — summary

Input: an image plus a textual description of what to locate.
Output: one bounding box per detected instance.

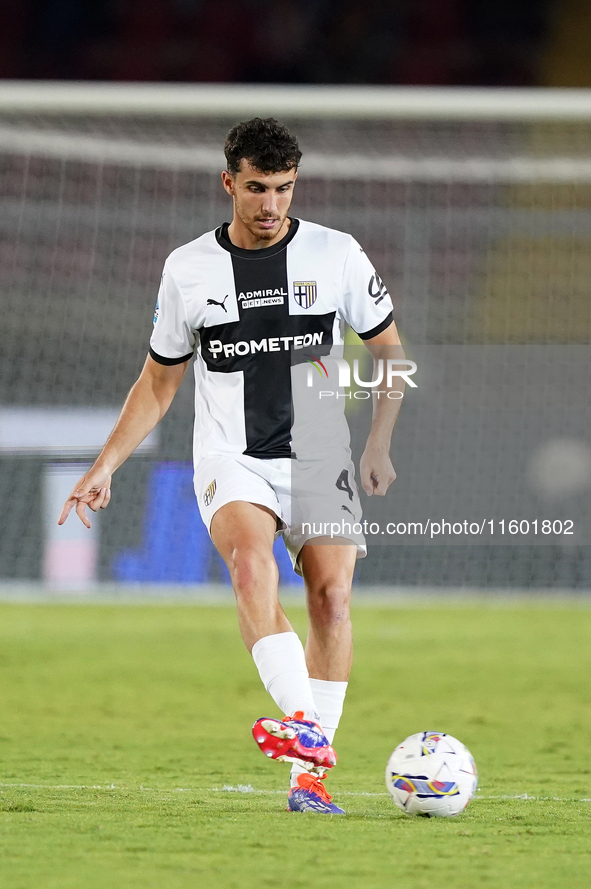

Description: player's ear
[221,170,235,196]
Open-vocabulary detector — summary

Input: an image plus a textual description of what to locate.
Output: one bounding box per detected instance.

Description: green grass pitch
[0,599,590,888]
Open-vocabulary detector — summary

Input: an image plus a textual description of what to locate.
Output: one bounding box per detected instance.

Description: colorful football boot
[252,711,337,772]
[288,773,345,815]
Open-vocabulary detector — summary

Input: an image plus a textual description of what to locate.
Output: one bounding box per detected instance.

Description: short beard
[249,223,279,241]
[236,201,286,242]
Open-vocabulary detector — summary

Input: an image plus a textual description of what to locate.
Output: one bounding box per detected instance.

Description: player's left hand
[360,446,396,496]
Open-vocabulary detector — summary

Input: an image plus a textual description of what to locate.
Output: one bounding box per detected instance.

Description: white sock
[290,678,348,787]
[251,632,319,722]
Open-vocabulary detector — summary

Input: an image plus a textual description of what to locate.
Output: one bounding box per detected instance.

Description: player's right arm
[58,354,189,528]
[339,235,400,497]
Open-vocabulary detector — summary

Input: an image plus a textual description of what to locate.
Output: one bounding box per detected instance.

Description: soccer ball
[385,731,478,817]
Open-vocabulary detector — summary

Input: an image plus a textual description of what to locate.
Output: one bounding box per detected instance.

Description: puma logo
[207,295,229,312]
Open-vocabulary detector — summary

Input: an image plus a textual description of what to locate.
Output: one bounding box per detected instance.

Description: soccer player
[59,118,402,815]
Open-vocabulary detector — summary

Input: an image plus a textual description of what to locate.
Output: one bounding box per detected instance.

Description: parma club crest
[203,479,217,507]
[293,281,317,309]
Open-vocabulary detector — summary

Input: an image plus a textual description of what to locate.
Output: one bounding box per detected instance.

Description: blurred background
[1,0,591,595]
[2,0,591,88]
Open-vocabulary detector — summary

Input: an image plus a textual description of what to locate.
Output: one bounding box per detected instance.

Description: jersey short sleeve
[149,262,196,365]
[340,237,394,340]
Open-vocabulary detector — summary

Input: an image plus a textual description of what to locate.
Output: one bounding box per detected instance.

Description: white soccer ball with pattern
[385,731,478,817]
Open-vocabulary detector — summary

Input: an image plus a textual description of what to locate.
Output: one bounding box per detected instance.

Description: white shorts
[194,453,367,575]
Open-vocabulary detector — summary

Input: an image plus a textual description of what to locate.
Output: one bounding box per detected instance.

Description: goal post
[2,81,591,119]
[1,83,590,593]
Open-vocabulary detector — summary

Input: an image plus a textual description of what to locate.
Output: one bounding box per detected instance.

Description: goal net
[1,83,590,592]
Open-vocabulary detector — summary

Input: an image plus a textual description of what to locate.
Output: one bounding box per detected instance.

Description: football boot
[252,711,337,772]
[288,773,345,815]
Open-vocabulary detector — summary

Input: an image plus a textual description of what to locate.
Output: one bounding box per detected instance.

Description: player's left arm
[359,319,404,496]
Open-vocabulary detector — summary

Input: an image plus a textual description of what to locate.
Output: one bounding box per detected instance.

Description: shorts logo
[203,479,217,506]
[294,281,317,309]
[336,469,354,501]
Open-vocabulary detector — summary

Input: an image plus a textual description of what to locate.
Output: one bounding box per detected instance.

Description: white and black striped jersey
[149,218,394,463]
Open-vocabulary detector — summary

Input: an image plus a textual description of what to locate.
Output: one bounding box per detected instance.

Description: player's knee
[230,545,278,597]
[308,580,351,627]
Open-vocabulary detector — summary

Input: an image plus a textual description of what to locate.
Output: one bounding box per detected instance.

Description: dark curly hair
[224,118,302,175]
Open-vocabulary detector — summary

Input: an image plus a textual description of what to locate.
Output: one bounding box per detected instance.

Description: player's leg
[287,540,356,812]
[211,500,334,769]
[299,539,357,681]
[210,500,289,650]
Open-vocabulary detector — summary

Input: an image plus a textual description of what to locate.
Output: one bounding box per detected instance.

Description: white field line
[0,782,589,802]
[2,126,591,182]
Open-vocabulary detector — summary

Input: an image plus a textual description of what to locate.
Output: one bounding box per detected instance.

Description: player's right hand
[58,466,112,529]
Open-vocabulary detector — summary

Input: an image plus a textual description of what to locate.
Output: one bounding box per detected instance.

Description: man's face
[222,160,297,242]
